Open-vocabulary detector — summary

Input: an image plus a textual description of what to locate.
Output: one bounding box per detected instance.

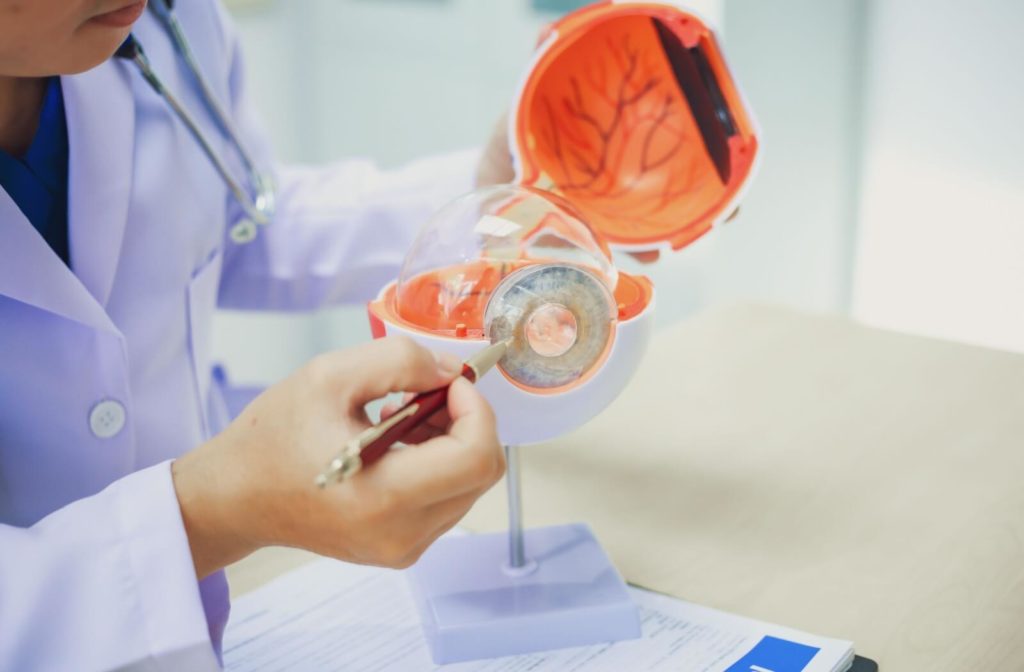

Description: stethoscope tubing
[150,0,258,178]
[115,0,274,242]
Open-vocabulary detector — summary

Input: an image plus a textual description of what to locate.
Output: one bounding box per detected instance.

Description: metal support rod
[505,445,527,568]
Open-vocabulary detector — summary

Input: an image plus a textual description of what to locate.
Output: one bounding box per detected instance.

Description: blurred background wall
[852,1,1024,354]
[213,0,1024,385]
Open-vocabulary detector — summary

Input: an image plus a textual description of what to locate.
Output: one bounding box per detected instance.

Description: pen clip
[315,402,420,488]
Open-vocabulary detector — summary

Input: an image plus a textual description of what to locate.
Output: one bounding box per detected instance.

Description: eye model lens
[485,264,615,389]
[525,303,578,358]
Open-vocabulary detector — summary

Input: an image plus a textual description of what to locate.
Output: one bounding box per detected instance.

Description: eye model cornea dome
[511,2,760,253]
[365,183,655,398]
[390,185,619,338]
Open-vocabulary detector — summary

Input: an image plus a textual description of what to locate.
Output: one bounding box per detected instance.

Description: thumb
[445,377,499,449]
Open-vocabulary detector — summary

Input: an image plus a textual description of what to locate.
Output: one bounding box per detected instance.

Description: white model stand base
[405,446,640,664]
[406,523,641,664]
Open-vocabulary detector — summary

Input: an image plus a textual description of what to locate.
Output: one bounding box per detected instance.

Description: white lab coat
[0,2,476,669]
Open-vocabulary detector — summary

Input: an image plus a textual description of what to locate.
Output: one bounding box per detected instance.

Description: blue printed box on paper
[725,636,821,672]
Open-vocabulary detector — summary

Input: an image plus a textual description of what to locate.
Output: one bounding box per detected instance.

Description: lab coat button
[89,400,126,439]
[230,219,258,244]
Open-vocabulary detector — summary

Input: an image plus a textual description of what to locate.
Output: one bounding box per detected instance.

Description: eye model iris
[485,264,614,389]
[525,303,578,358]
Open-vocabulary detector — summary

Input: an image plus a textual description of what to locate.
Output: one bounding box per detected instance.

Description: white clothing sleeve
[0,462,221,671]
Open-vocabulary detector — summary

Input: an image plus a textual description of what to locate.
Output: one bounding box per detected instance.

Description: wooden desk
[229,304,1024,671]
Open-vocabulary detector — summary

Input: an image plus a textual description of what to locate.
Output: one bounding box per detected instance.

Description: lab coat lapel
[63,58,136,308]
[0,190,116,333]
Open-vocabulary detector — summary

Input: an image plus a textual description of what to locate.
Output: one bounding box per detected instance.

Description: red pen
[315,339,510,487]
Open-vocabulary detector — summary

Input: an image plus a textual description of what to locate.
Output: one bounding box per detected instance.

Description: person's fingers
[420,407,452,434]
[379,402,401,420]
[378,405,449,445]
[476,112,514,187]
[378,392,416,421]
[444,377,502,464]
[404,415,450,445]
[397,491,482,567]
[366,379,503,505]
[536,22,554,48]
[380,388,451,444]
[307,337,462,409]
[368,433,500,506]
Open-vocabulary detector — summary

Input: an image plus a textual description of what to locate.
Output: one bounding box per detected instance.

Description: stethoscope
[114,0,275,244]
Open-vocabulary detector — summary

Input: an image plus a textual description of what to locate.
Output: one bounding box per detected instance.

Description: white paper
[224,558,853,672]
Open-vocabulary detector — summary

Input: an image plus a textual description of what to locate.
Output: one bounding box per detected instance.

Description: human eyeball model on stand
[369,186,655,446]
[367,1,759,664]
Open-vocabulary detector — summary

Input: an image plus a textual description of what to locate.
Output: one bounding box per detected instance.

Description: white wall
[852,0,1024,354]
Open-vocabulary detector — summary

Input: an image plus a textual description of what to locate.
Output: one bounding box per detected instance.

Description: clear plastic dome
[395,185,618,337]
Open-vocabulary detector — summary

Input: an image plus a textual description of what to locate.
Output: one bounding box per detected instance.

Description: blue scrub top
[0,77,70,266]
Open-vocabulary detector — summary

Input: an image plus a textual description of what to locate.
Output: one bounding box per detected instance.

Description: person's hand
[476,112,515,188]
[171,337,505,578]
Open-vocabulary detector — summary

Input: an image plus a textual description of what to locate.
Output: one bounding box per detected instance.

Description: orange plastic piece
[514,2,758,251]
[396,261,529,337]
[613,272,653,320]
[371,261,652,338]
[368,304,387,340]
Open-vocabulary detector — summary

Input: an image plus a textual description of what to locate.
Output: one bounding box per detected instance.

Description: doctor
[0,0,514,669]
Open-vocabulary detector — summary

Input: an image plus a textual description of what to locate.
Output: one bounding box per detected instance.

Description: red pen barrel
[358,364,475,469]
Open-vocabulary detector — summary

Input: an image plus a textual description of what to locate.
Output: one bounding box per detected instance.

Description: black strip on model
[652,17,734,184]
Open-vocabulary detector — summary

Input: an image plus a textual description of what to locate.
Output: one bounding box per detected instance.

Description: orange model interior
[375,188,654,339]
[515,2,759,250]
[379,261,652,339]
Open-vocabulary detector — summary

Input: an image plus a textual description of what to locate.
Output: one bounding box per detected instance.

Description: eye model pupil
[525,303,578,358]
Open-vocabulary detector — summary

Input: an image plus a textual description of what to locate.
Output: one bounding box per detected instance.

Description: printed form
[224,558,854,672]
